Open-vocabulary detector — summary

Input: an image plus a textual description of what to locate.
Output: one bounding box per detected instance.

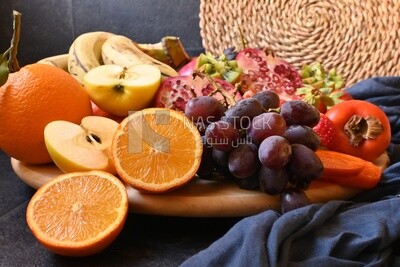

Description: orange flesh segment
[113,108,203,192]
[31,175,121,242]
[26,171,128,256]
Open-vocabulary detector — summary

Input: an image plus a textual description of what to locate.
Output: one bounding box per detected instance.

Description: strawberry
[313,113,337,150]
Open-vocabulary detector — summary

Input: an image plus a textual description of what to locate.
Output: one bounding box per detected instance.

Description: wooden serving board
[16,55,388,217]
[11,154,389,217]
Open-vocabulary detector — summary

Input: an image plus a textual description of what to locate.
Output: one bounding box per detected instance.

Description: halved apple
[44,116,119,174]
[84,64,161,117]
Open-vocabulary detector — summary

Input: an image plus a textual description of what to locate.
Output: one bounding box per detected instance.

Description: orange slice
[26,170,128,257]
[112,108,203,193]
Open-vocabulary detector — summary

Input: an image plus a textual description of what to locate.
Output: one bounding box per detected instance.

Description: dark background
[0,1,244,266]
[0,0,205,66]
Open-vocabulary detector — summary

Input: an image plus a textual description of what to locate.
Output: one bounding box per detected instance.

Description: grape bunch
[184,91,324,213]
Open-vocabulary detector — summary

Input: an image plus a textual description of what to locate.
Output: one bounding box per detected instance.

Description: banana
[137,42,170,65]
[68,31,115,84]
[101,35,178,77]
[161,36,191,69]
[138,36,191,69]
[37,54,69,71]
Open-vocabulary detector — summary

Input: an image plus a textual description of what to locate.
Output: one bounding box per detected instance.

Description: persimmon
[325,100,391,161]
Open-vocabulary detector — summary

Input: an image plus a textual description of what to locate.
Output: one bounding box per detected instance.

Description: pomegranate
[236,48,303,101]
[178,57,197,76]
[154,75,242,111]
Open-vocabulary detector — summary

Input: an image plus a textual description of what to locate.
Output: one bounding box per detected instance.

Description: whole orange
[0,63,92,164]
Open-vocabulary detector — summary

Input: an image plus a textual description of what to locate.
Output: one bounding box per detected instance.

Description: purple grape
[252,90,280,110]
[185,96,226,124]
[287,144,324,189]
[258,135,292,169]
[197,136,218,179]
[280,187,311,213]
[194,121,207,135]
[247,112,287,146]
[224,98,264,129]
[280,100,320,127]
[283,125,320,151]
[212,147,230,167]
[205,121,240,151]
[223,46,238,60]
[228,143,259,178]
[259,166,289,195]
[234,173,260,190]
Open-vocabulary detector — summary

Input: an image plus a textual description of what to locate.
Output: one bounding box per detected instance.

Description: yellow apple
[44,116,119,174]
[84,64,161,117]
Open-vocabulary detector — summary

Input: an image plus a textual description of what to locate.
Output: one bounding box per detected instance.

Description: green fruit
[296,62,347,112]
[195,52,242,84]
[301,62,344,90]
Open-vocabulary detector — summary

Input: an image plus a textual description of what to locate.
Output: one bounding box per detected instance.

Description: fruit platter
[0,19,392,256]
[5,48,386,218]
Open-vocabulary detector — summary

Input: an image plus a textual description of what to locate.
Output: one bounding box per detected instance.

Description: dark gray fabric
[0,152,241,266]
[181,77,400,267]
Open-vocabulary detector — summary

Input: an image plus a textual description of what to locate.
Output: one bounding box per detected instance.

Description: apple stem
[118,67,128,79]
[113,84,124,93]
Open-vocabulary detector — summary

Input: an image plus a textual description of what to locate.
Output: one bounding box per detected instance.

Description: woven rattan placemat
[199,0,400,87]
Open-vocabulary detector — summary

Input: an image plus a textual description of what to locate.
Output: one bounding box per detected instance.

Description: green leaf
[0,54,10,86]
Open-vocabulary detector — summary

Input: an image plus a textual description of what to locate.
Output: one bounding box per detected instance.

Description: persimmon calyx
[344,115,383,147]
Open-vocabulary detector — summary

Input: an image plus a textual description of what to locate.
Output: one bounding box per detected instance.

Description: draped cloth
[181,77,400,267]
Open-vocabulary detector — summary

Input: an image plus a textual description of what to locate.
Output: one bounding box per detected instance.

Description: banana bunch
[67,31,191,84]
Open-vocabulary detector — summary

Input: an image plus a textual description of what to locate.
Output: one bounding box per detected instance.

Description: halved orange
[112,108,203,193]
[26,170,128,257]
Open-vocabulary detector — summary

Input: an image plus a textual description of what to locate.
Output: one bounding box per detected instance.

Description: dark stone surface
[0,0,204,66]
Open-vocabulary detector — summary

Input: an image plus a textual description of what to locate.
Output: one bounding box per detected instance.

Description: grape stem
[194,71,236,108]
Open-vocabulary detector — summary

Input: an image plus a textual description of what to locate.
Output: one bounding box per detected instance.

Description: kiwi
[195,52,242,84]
[301,62,344,90]
[223,70,241,84]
